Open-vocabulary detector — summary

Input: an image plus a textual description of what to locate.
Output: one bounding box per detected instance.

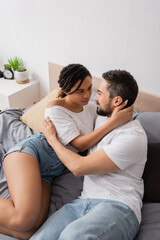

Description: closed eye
[76,90,84,94]
[76,84,92,95]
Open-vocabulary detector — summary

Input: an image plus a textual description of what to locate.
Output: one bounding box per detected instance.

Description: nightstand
[0,78,40,111]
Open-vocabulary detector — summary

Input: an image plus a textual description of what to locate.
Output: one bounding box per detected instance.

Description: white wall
[0,0,160,98]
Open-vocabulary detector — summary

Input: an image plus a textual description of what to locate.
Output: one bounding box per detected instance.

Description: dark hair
[102,70,138,107]
[57,64,91,98]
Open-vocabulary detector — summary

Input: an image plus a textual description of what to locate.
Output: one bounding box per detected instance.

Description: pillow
[20,88,59,133]
[134,112,160,143]
[143,143,160,203]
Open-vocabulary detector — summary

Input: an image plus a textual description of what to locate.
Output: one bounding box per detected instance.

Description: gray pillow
[134,112,160,143]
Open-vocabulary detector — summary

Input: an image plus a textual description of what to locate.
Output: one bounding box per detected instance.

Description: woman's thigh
[3,152,42,221]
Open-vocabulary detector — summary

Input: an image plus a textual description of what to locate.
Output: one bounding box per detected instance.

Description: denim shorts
[5,133,66,184]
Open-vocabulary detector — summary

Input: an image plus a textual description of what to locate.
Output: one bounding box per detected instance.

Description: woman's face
[67,76,92,106]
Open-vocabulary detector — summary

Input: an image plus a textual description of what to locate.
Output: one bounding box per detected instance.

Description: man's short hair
[102,70,138,107]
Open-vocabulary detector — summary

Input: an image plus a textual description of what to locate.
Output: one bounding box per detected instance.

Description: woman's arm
[70,101,133,152]
[42,118,119,176]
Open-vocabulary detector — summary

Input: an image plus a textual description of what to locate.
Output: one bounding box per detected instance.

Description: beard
[96,100,112,117]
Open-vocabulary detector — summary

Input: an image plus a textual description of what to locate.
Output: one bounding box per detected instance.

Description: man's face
[94,79,114,117]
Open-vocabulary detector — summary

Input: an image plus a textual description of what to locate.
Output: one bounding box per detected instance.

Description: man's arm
[42,118,120,176]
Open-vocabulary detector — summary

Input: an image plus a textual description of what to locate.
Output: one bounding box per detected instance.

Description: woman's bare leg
[27,180,51,238]
[0,180,51,240]
[0,152,42,232]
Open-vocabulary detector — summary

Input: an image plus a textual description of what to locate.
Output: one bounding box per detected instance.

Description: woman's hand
[109,101,133,128]
[41,117,57,145]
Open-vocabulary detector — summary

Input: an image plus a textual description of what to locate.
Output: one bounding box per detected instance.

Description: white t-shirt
[45,101,97,152]
[80,116,147,223]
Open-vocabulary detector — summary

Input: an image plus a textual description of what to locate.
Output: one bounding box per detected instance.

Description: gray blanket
[0,108,34,160]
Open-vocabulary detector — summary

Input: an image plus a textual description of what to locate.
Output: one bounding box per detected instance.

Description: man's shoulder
[116,119,143,131]
[116,120,147,147]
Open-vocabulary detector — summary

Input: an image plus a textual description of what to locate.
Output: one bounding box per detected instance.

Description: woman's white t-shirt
[45,101,97,152]
[80,116,147,223]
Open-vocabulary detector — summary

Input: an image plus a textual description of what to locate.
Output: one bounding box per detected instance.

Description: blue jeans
[30,199,139,240]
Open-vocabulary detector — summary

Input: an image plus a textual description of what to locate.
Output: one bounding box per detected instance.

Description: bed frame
[48,62,160,112]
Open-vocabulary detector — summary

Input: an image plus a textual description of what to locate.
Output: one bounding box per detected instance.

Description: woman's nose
[84,91,90,98]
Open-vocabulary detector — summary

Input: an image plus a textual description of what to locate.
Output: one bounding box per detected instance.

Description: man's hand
[41,117,57,145]
[109,101,133,128]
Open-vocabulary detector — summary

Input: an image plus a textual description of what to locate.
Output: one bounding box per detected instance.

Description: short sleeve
[103,133,147,170]
[45,107,80,145]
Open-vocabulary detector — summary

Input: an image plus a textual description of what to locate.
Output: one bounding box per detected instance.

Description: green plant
[17,67,26,72]
[4,64,12,69]
[8,57,24,71]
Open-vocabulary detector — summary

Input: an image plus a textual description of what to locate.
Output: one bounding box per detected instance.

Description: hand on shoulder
[41,117,57,145]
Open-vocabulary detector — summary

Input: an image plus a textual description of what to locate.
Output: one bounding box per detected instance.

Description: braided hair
[57,64,91,98]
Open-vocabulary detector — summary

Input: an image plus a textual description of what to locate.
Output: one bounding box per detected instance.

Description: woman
[0,64,132,239]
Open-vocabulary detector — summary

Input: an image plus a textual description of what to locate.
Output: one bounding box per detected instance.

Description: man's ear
[113,96,123,106]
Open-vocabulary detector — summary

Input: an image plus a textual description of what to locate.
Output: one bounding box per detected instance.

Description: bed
[0,62,160,240]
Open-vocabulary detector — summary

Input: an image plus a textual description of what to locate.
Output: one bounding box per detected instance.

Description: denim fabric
[30,199,139,240]
[5,133,66,184]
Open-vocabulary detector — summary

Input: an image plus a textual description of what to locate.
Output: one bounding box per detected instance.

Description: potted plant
[3,57,21,79]
[5,56,28,82]
[14,67,28,82]
[8,56,23,71]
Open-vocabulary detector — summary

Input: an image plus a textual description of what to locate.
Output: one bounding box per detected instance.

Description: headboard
[48,62,160,112]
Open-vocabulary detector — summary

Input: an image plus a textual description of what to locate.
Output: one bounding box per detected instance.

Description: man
[30,70,147,240]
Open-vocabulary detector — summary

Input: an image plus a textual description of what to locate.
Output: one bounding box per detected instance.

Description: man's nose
[94,94,98,101]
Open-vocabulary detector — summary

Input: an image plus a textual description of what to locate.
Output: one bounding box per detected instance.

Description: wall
[0,0,160,98]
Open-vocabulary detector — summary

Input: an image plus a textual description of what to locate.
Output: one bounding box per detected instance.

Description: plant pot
[15,70,28,82]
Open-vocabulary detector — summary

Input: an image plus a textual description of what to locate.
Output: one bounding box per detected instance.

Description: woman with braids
[0,64,133,239]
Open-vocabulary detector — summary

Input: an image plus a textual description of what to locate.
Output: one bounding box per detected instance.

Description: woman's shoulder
[47,99,64,108]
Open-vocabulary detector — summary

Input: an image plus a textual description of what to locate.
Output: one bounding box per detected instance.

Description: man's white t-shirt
[45,101,97,152]
[80,116,147,223]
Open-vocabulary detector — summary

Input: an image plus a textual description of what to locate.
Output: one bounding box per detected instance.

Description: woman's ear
[113,96,123,106]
